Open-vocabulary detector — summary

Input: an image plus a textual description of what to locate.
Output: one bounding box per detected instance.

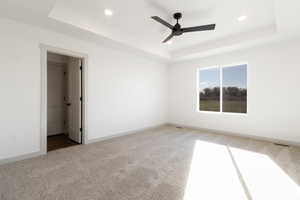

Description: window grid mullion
[220,66,223,113]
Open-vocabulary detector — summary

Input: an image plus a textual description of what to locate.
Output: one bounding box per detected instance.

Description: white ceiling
[0,0,300,61]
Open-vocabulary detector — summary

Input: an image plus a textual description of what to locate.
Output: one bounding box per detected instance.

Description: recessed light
[167,40,173,45]
[104,9,113,16]
[238,15,247,22]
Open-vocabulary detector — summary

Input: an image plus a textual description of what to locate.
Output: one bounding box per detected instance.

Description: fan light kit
[151,12,216,43]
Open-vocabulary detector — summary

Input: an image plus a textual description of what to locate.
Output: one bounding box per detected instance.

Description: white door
[67,57,82,143]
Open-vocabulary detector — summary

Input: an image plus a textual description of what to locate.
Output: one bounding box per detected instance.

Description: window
[198,64,247,114]
[199,67,220,112]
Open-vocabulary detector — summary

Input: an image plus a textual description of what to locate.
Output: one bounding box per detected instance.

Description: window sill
[196,110,248,116]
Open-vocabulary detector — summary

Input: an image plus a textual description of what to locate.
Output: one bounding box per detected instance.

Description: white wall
[47,61,66,136]
[169,39,300,144]
[0,19,168,161]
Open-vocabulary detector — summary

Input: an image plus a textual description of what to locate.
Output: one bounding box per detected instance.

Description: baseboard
[47,133,66,137]
[6,122,294,165]
[167,123,300,147]
[0,124,166,165]
[86,123,167,144]
[0,151,45,166]
[47,131,67,137]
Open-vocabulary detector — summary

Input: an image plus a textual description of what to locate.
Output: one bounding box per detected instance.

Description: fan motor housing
[173,23,183,35]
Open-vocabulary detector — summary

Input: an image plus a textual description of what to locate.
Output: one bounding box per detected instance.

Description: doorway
[46,52,83,151]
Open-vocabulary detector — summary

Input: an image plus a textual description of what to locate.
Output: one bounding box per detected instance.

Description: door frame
[40,44,88,154]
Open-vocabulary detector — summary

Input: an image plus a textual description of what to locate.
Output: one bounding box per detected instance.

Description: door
[67,57,82,143]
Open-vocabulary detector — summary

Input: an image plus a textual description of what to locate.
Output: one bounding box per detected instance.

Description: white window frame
[196,62,248,115]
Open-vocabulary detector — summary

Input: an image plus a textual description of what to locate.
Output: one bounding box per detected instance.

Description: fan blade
[151,16,173,29]
[162,33,174,43]
[182,24,216,33]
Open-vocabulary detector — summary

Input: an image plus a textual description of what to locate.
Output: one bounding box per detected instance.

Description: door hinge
[80,128,83,132]
[80,66,83,70]
[80,97,83,101]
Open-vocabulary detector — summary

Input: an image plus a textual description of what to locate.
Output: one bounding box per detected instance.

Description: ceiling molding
[171,24,278,61]
[1,0,300,62]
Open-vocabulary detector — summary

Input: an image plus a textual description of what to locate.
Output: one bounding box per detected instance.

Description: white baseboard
[0,124,167,165]
[0,151,45,166]
[167,123,300,147]
[47,132,67,136]
[5,122,294,165]
[86,123,167,144]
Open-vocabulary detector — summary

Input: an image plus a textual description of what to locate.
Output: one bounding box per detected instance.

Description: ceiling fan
[151,12,216,43]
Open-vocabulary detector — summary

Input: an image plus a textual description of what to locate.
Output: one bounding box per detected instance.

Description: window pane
[222,64,247,113]
[199,68,220,112]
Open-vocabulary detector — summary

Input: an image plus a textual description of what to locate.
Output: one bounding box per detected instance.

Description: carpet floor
[1,125,300,200]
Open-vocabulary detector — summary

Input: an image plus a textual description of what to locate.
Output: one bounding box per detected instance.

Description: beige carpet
[1,125,300,199]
